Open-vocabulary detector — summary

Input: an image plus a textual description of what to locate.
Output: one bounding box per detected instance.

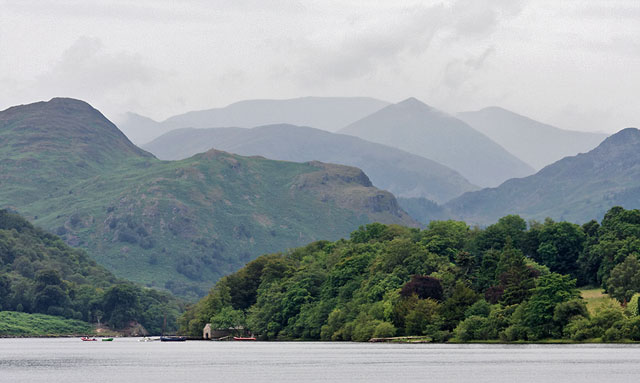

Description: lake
[1,339,640,382]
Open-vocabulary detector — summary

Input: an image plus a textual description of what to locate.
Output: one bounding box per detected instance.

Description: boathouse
[203,323,212,340]
[202,323,252,340]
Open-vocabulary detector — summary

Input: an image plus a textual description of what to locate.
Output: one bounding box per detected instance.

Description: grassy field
[580,288,618,315]
[0,311,93,336]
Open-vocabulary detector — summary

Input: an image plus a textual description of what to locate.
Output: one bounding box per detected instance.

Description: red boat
[233,336,256,341]
[81,337,97,341]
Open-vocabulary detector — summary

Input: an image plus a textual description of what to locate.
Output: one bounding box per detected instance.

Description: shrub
[627,293,640,316]
[564,317,597,341]
[500,325,529,341]
[372,322,396,338]
[603,326,623,342]
[465,300,491,318]
[454,315,489,341]
[553,299,589,327]
[622,316,640,340]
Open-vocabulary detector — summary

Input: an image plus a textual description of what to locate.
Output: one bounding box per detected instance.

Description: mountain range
[339,98,535,187]
[458,106,608,170]
[445,128,640,225]
[0,98,415,298]
[117,97,390,145]
[142,124,478,203]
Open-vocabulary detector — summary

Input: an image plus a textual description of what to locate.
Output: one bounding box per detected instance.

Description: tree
[533,221,585,278]
[607,254,640,303]
[404,298,439,335]
[520,273,579,339]
[475,215,527,251]
[0,275,10,310]
[400,275,443,301]
[102,284,140,329]
[495,246,536,305]
[454,315,489,341]
[211,306,246,335]
[35,269,63,288]
[439,282,479,330]
[34,285,69,313]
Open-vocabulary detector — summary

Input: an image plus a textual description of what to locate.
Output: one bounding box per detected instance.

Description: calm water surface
[1,338,640,382]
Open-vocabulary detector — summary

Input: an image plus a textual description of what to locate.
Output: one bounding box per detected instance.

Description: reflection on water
[2,339,640,383]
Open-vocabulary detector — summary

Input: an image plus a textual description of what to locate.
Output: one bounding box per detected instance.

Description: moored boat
[81,337,97,341]
[160,336,186,342]
[101,338,114,341]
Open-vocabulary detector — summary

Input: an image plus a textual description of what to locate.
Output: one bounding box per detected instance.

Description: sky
[0,0,638,133]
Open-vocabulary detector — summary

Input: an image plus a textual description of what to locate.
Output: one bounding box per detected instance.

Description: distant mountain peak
[0,97,152,163]
[47,97,91,105]
[601,127,640,145]
[396,97,433,110]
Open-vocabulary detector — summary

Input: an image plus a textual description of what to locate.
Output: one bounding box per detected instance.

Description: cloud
[20,37,164,115]
[443,46,496,91]
[286,0,525,88]
[36,37,157,93]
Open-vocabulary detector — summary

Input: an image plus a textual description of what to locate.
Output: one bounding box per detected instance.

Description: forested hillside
[0,210,183,334]
[0,98,414,298]
[181,207,640,342]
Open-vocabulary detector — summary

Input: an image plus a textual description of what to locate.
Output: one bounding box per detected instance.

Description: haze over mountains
[118,97,390,145]
[340,98,535,187]
[143,124,478,203]
[446,128,640,225]
[458,107,608,170]
[0,98,414,298]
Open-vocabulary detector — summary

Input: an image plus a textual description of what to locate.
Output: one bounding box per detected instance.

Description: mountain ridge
[142,123,478,203]
[339,98,535,187]
[118,96,390,144]
[445,127,640,225]
[458,106,608,170]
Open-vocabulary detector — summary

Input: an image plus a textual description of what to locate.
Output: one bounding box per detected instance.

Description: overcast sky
[1,0,638,133]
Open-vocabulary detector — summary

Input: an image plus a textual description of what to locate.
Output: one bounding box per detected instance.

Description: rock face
[0,98,416,298]
[142,124,478,203]
[446,128,640,225]
[339,98,535,188]
[458,106,608,170]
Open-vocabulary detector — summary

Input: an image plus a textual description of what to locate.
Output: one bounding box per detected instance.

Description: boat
[233,336,256,341]
[81,337,97,341]
[159,313,186,342]
[139,337,155,342]
[160,336,187,342]
[101,338,114,341]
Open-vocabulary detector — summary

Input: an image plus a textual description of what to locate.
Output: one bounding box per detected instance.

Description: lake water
[1,339,640,382]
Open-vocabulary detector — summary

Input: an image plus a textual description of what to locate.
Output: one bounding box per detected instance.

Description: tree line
[180,206,640,341]
[0,210,183,334]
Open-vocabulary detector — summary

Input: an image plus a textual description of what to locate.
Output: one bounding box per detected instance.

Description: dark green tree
[607,254,640,303]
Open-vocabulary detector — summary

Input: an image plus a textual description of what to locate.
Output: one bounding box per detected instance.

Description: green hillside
[143,124,478,203]
[181,207,640,342]
[446,128,640,225]
[0,311,92,336]
[0,98,415,298]
[0,209,183,335]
